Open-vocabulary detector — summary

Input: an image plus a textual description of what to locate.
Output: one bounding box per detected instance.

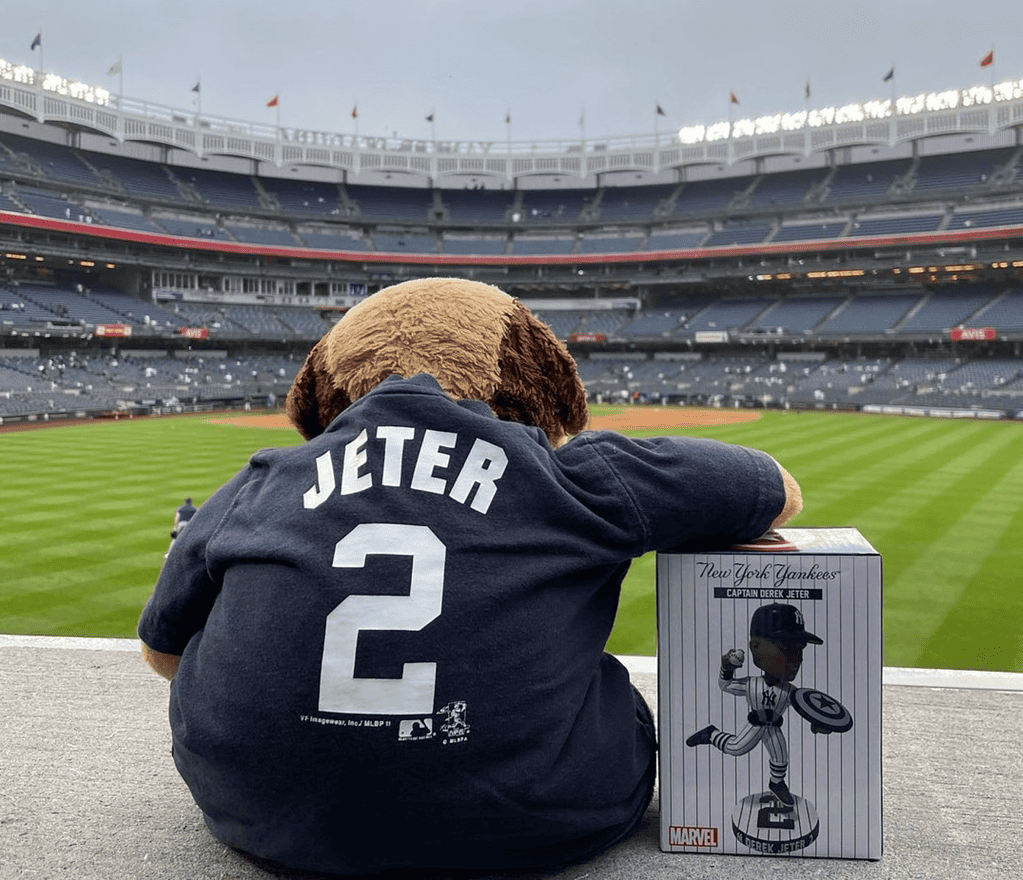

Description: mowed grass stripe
[878,428,1023,671]
[3,410,1023,673]
[796,420,1004,526]
[1,417,301,637]
[608,410,1023,670]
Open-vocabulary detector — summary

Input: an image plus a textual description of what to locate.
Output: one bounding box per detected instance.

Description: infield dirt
[212,406,762,433]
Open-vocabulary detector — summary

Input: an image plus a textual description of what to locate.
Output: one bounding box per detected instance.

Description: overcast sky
[4,0,1021,145]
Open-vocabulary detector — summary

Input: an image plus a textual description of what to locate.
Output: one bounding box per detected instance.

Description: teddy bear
[138,276,801,875]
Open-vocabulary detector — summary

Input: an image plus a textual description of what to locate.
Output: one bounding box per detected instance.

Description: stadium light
[0,58,111,106]
[678,79,1023,145]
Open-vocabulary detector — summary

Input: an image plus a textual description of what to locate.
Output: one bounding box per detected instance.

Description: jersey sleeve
[719,677,749,697]
[558,431,785,555]
[137,465,253,655]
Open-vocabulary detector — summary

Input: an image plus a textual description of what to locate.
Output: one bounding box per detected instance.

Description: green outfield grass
[2,408,1021,672]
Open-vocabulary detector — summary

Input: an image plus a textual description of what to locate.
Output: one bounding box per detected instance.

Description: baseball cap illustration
[750,603,823,645]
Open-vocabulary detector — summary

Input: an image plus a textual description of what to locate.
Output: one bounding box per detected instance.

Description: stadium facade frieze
[5,58,1023,183]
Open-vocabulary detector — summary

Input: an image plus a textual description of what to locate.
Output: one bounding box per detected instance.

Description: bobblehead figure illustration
[686,602,852,853]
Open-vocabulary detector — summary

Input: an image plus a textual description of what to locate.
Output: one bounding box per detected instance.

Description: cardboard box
[656,528,882,860]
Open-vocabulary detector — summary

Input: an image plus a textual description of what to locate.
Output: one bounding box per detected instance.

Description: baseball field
[2,405,1021,672]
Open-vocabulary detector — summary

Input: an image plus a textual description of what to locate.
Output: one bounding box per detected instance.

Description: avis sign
[950,326,996,341]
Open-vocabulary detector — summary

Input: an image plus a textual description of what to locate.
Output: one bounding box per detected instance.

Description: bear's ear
[490,302,589,446]
[285,340,352,440]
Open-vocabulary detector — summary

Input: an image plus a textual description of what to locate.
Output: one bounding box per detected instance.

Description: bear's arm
[140,642,180,680]
[770,460,803,528]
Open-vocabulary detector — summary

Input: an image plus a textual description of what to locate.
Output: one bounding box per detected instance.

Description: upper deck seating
[671,176,752,217]
[153,216,233,241]
[911,148,1014,193]
[224,224,299,247]
[90,206,165,234]
[597,184,675,220]
[518,189,592,223]
[0,133,102,189]
[509,235,575,255]
[12,186,87,222]
[441,234,507,255]
[576,233,643,254]
[83,152,185,203]
[297,228,368,250]
[744,168,825,209]
[703,221,772,247]
[849,213,943,237]
[173,167,263,211]
[644,229,708,251]
[824,158,912,203]
[439,188,514,223]
[371,231,436,254]
[0,191,23,213]
[772,220,847,242]
[346,184,433,221]
[947,205,1023,230]
[258,177,344,217]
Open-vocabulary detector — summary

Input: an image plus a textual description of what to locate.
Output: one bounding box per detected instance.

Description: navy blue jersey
[139,374,784,874]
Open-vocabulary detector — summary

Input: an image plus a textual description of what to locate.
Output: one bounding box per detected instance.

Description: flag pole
[31,29,44,76]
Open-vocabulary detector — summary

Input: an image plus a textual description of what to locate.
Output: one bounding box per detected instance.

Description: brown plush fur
[286,278,589,445]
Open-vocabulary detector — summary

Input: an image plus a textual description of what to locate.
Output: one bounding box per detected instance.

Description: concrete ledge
[3,636,1022,879]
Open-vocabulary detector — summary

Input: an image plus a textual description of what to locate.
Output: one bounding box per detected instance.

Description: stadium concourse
[2,635,1022,879]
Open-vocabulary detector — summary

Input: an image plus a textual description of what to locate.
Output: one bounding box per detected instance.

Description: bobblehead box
[656,528,882,860]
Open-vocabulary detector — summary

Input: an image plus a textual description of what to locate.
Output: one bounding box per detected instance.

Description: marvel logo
[668,825,719,847]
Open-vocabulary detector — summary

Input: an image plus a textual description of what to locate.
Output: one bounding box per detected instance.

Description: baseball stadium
[1,59,1022,682]
[3,25,1023,880]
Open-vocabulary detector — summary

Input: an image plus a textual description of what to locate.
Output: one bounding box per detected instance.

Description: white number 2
[318,523,445,715]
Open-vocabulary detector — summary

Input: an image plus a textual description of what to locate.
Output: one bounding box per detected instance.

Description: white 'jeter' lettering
[303,426,507,514]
